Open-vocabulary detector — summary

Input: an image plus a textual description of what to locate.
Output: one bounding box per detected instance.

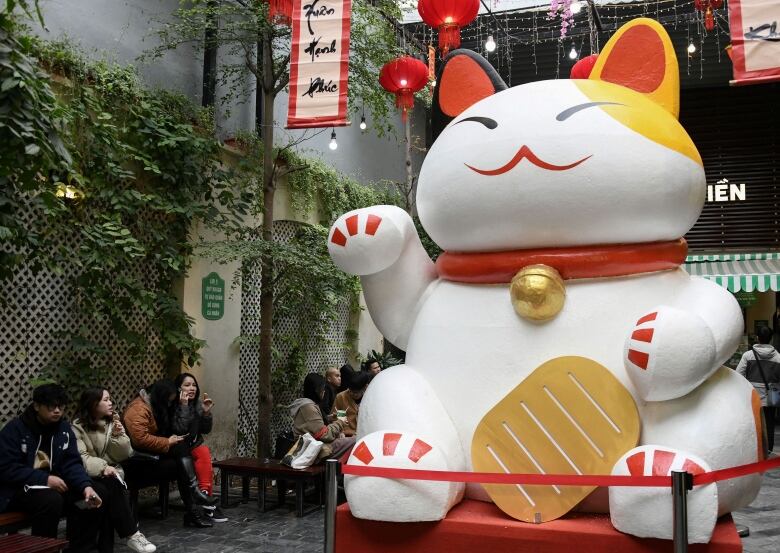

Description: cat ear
[588,18,680,118]
[432,49,507,140]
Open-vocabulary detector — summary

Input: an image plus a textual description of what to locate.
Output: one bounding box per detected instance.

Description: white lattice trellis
[0,199,166,425]
[237,220,351,456]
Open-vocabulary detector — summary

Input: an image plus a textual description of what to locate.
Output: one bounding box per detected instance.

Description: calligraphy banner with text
[287,0,351,129]
[728,0,780,85]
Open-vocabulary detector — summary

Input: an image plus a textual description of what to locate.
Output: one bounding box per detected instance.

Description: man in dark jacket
[0,384,102,551]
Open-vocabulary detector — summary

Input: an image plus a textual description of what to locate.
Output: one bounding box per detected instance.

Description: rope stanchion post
[672,470,693,553]
[324,459,339,553]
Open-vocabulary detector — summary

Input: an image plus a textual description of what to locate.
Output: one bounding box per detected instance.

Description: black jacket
[171,401,212,450]
[0,405,92,512]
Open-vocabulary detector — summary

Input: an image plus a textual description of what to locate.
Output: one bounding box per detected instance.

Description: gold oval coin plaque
[471,356,640,523]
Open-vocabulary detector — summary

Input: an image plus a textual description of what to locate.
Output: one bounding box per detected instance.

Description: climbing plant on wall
[1,10,254,394]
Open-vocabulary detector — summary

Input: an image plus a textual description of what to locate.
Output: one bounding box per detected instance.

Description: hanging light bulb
[359,116,367,131]
[570,1,583,14]
[485,35,496,53]
[687,42,697,54]
[569,47,578,60]
[329,129,338,151]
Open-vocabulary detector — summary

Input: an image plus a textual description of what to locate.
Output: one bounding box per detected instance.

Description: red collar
[435,239,687,284]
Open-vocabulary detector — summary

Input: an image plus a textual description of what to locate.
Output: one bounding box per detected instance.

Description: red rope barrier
[341,455,780,487]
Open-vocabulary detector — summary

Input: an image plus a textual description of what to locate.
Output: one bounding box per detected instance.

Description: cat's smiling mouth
[465,145,591,176]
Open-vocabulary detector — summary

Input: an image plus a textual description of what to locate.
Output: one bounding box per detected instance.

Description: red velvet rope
[340,455,780,488]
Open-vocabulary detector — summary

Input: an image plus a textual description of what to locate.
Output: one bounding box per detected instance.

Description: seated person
[289,373,355,461]
[330,371,371,437]
[362,358,382,376]
[338,363,355,393]
[123,379,215,529]
[172,372,227,523]
[72,387,156,553]
[322,366,341,418]
[0,384,102,552]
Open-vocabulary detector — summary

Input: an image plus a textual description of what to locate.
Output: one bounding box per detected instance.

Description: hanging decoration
[728,0,780,85]
[287,0,352,129]
[379,56,429,122]
[549,0,575,38]
[570,53,598,78]
[694,0,723,31]
[268,0,293,26]
[427,44,437,93]
[418,0,480,56]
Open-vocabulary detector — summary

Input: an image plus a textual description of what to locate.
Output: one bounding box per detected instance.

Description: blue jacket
[0,405,92,512]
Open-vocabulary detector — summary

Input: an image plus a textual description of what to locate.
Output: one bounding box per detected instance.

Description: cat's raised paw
[328,206,410,276]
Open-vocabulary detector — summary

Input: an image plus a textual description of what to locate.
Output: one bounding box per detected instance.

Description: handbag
[751,346,780,406]
[281,433,323,469]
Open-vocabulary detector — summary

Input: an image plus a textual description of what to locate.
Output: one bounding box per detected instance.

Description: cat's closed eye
[556,102,624,121]
[454,116,498,129]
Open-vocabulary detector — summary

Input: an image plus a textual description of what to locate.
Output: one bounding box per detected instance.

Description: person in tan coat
[73,388,156,553]
[289,373,355,461]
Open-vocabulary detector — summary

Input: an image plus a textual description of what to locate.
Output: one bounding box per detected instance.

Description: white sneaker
[127,531,157,553]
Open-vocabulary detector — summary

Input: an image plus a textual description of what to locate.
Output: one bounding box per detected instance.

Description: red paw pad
[408,439,433,463]
[365,214,382,236]
[626,451,645,476]
[631,328,654,343]
[346,214,359,236]
[627,349,650,370]
[383,433,402,456]
[652,450,675,476]
[353,442,374,465]
[331,228,347,247]
[636,312,658,326]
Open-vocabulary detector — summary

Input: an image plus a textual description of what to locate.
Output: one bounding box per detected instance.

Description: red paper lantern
[570,54,599,79]
[418,0,480,55]
[694,0,723,31]
[268,0,293,26]
[379,56,429,122]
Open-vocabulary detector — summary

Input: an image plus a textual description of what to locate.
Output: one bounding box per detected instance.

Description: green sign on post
[202,272,225,321]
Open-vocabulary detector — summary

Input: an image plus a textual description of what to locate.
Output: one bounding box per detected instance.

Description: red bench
[0,534,68,553]
[0,511,30,534]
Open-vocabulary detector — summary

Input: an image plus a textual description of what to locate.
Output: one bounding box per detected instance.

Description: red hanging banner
[728,0,780,85]
[286,0,351,129]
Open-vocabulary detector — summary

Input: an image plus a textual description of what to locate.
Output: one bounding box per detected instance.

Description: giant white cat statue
[327,18,762,543]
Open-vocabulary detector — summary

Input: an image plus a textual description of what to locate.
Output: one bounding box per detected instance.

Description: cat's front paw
[609,445,717,543]
[624,306,716,401]
[345,430,464,521]
[328,206,410,276]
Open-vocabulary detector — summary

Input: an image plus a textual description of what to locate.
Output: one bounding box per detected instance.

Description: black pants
[90,476,138,547]
[764,406,776,451]
[6,487,101,552]
[123,455,196,508]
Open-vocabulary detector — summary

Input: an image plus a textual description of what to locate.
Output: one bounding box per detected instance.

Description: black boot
[183,506,213,528]
[178,456,218,506]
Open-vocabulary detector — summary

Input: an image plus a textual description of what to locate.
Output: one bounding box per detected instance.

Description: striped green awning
[682,258,780,292]
[685,252,780,262]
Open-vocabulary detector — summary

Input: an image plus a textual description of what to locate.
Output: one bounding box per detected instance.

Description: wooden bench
[0,511,30,534]
[0,534,68,553]
[214,457,325,517]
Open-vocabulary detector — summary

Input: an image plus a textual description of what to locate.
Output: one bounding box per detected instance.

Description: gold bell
[510,264,566,322]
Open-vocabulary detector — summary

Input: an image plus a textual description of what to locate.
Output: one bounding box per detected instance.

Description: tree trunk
[256,29,276,459]
[404,115,415,215]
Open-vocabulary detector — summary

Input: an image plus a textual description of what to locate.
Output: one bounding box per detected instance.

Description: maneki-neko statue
[327,18,761,543]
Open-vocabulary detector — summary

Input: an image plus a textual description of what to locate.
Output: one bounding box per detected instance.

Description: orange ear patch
[439,55,497,117]
[589,18,680,118]
[599,25,665,93]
